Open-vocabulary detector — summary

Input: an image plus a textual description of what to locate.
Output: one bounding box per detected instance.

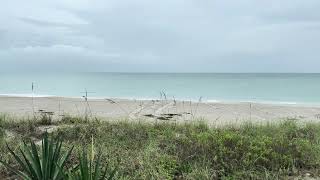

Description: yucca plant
[68,136,118,180]
[0,132,73,180]
[68,151,117,180]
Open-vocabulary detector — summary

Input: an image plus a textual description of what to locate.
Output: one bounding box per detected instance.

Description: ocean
[1,73,320,105]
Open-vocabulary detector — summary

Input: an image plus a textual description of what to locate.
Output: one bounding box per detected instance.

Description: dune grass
[1,115,320,179]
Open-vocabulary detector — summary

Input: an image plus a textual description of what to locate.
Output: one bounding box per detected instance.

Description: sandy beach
[1,96,320,126]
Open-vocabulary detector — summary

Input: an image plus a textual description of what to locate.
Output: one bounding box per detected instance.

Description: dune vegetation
[0,114,320,179]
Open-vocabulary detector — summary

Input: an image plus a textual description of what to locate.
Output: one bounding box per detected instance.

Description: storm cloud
[1,0,320,72]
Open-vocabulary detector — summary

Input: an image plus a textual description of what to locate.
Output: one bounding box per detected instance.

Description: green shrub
[0,132,73,180]
[68,150,118,180]
[2,116,320,179]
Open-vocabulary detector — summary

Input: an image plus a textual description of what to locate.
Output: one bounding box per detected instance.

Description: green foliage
[0,114,7,144]
[52,119,320,179]
[0,115,4,141]
[2,117,320,179]
[0,116,39,138]
[68,150,117,180]
[0,132,74,180]
[60,116,88,125]
[39,112,53,125]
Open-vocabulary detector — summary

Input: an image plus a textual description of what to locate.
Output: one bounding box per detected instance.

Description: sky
[0,0,320,72]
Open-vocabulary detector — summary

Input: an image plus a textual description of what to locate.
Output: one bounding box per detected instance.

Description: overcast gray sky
[1,0,320,72]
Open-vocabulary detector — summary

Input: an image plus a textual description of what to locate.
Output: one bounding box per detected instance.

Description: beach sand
[1,96,320,126]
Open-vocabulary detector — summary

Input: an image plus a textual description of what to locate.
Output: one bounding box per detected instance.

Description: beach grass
[0,115,320,179]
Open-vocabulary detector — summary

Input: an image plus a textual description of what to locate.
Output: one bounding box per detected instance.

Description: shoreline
[1,96,320,125]
[1,94,320,107]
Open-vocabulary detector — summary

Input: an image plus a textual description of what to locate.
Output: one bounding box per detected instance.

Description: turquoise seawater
[1,73,320,104]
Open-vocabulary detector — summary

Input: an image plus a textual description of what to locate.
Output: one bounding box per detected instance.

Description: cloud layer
[1,0,320,72]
